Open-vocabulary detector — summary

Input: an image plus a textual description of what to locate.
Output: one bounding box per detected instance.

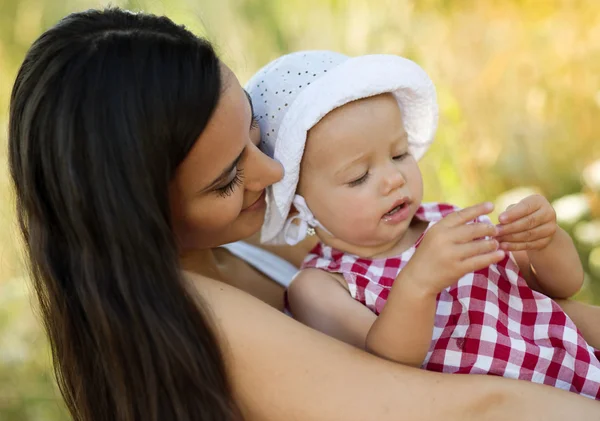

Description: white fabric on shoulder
[220,241,299,289]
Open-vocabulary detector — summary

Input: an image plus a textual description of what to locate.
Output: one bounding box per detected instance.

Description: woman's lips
[242,190,266,212]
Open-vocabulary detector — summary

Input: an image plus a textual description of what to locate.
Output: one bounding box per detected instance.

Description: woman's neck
[179,243,287,310]
[180,248,224,281]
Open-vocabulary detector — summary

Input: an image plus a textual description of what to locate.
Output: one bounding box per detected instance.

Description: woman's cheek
[186,194,244,231]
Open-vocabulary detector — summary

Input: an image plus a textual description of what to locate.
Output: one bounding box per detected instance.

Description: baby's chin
[316,230,404,258]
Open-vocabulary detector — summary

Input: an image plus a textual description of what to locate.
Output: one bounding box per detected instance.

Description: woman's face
[170,66,283,251]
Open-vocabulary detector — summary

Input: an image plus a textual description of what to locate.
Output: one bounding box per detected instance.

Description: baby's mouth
[384,203,406,216]
[384,198,410,217]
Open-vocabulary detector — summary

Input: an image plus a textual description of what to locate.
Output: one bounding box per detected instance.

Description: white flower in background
[582,160,600,192]
[589,247,600,277]
[574,220,600,247]
[552,193,591,226]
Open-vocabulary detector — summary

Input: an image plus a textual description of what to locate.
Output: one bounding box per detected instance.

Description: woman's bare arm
[189,273,600,421]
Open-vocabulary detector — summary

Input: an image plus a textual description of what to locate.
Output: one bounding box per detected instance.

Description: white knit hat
[246,50,438,245]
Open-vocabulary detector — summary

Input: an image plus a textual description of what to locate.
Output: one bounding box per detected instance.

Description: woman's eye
[348,172,369,187]
[215,168,245,198]
[393,153,408,161]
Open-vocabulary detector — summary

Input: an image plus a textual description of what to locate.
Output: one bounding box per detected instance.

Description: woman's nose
[244,144,284,192]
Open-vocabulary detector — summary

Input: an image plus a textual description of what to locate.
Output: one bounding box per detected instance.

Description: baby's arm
[365,277,438,366]
[287,268,377,349]
[496,195,584,298]
[287,267,438,367]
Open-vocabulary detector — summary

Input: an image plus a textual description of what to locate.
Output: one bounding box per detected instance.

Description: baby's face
[297,93,423,254]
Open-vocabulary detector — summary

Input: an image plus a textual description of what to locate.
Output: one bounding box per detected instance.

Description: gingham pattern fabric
[301,202,600,399]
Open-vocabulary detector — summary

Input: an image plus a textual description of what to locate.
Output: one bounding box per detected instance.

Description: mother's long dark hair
[8,8,240,421]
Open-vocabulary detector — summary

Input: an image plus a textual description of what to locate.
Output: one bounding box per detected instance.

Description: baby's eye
[348,172,369,187]
[393,152,409,161]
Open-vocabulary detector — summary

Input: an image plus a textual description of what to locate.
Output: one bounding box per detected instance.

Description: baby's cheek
[334,205,379,240]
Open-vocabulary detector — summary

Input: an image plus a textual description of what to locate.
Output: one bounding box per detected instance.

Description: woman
[8,8,599,421]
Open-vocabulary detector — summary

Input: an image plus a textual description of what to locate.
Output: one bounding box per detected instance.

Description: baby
[247,51,600,399]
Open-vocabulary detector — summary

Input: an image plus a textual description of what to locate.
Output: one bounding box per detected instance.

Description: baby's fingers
[498,239,550,251]
[496,223,555,244]
[461,250,506,274]
[496,208,546,236]
[457,239,499,260]
[442,202,494,228]
[453,222,498,243]
[498,195,542,224]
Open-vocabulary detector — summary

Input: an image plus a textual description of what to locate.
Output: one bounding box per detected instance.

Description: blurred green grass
[1,1,600,419]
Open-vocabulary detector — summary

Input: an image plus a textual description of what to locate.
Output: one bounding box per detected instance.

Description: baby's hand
[496,194,557,251]
[399,202,505,297]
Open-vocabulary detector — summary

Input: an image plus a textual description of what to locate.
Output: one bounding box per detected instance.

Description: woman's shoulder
[184,272,419,420]
[183,271,404,420]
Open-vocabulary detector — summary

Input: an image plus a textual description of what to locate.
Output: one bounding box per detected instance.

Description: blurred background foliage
[1,0,600,419]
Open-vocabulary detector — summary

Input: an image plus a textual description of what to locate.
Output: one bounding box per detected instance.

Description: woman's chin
[220,211,265,245]
[239,217,265,241]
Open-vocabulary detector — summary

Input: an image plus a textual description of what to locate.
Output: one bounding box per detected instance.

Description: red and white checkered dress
[301,202,600,399]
